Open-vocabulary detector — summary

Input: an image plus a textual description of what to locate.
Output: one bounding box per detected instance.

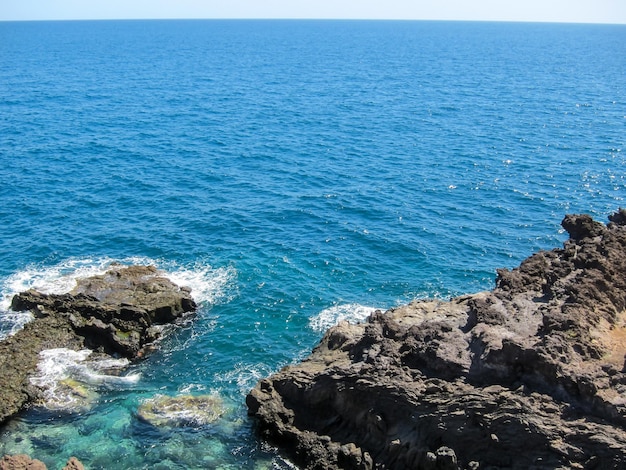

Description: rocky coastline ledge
[247,211,626,469]
[0,264,196,425]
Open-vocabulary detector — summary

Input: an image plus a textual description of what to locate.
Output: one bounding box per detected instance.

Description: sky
[1,0,626,24]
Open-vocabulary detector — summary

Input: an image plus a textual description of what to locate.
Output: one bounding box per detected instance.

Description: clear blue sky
[1,0,625,24]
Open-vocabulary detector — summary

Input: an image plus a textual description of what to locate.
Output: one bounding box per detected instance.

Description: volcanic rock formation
[247,210,626,469]
[0,264,196,424]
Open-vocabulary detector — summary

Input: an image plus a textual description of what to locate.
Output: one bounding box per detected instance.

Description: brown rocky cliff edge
[247,210,626,469]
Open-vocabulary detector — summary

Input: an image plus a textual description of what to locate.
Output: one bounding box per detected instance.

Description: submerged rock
[0,264,196,424]
[247,210,626,469]
[137,394,224,427]
[61,458,84,470]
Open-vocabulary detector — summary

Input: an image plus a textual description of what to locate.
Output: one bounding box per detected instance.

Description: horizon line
[1,17,625,26]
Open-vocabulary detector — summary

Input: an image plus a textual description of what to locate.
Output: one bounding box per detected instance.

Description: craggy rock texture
[0,455,84,470]
[10,265,196,358]
[0,265,196,424]
[0,454,46,470]
[247,210,626,469]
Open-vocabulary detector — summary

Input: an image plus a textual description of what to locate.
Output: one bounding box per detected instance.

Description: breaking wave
[30,348,140,410]
[0,256,237,337]
[308,303,383,333]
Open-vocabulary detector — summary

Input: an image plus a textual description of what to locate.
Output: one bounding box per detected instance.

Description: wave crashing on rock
[0,264,196,424]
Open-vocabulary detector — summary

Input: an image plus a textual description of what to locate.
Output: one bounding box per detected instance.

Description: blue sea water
[0,19,624,468]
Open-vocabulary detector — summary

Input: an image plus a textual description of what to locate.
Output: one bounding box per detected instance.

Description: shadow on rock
[247,210,626,469]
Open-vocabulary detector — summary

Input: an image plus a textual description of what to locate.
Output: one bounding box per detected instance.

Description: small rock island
[247,210,626,469]
[0,264,196,424]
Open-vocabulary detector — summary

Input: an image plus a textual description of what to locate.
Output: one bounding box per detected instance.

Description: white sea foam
[165,262,237,306]
[215,362,276,396]
[0,257,116,310]
[0,310,34,341]
[178,383,208,394]
[0,256,237,335]
[30,348,140,410]
[308,303,382,333]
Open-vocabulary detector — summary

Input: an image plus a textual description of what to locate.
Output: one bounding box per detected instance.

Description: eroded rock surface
[0,454,46,470]
[0,455,84,470]
[10,265,196,358]
[0,264,196,424]
[247,210,626,469]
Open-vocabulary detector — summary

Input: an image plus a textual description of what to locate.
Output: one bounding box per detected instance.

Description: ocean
[0,19,624,468]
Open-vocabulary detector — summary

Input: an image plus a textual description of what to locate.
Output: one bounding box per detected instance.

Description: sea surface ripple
[0,20,624,468]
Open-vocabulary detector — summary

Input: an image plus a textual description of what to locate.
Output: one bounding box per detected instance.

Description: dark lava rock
[10,265,196,358]
[247,211,626,469]
[0,264,196,424]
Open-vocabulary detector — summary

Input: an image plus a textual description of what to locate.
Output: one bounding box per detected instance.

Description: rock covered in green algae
[137,394,225,427]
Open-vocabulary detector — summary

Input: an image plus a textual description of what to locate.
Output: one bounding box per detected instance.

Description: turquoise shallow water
[0,20,625,468]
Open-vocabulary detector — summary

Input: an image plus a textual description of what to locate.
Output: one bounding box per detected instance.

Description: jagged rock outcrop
[247,210,626,469]
[10,265,196,358]
[0,264,196,424]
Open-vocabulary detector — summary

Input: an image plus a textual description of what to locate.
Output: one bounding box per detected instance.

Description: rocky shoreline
[247,210,626,469]
[3,212,626,469]
[0,264,196,425]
